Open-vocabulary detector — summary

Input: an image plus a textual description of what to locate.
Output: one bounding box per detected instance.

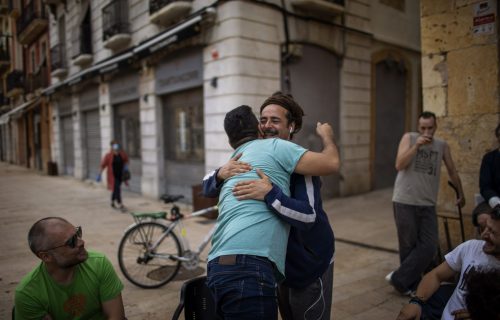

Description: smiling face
[259,104,293,140]
[482,216,500,259]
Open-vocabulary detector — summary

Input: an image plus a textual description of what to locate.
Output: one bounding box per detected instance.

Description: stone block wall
[420,0,499,230]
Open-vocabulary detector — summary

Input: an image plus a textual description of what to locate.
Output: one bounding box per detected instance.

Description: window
[164,88,204,162]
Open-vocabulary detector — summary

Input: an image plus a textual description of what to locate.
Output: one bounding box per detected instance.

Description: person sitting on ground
[15,217,126,320]
[480,123,500,208]
[465,268,500,320]
[395,204,500,320]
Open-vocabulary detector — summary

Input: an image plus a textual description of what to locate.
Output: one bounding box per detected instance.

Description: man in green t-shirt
[15,217,125,320]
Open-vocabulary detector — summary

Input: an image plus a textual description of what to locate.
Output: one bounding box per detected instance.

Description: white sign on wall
[473,0,496,36]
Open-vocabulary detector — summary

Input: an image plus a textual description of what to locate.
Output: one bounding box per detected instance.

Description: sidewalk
[0,162,406,319]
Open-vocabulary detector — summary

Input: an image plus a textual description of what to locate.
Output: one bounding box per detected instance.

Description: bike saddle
[160,194,184,203]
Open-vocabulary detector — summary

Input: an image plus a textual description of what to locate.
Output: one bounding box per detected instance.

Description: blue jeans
[207,255,278,319]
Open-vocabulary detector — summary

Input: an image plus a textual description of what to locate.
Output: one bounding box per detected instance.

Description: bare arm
[396,262,456,320]
[395,133,432,171]
[442,143,466,208]
[294,122,340,176]
[102,293,126,320]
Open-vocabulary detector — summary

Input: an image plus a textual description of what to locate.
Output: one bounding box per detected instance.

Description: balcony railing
[102,0,130,41]
[149,0,192,15]
[17,0,48,45]
[26,64,49,93]
[6,69,24,95]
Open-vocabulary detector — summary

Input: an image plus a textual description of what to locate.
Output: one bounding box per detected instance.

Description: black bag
[123,168,131,182]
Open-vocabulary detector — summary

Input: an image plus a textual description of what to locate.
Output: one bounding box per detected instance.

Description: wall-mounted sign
[473,0,496,36]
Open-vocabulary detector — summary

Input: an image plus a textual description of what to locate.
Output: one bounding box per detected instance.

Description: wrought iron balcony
[17,0,48,45]
[50,43,67,77]
[149,0,192,26]
[6,69,24,97]
[26,64,49,93]
[102,0,131,50]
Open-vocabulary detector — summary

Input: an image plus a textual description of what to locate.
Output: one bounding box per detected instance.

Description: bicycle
[118,194,218,289]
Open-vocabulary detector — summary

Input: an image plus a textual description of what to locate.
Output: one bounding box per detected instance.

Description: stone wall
[421,0,499,237]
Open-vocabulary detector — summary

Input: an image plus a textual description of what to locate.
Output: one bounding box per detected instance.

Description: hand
[416,135,432,146]
[216,153,252,182]
[451,308,471,319]
[232,169,272,201]
[96,173,102,182]
[396,303,421,320]
[456,196,465,208]
[315,122,334,142]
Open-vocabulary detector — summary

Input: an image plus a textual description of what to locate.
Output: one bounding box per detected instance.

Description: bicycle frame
[125,205,218,263]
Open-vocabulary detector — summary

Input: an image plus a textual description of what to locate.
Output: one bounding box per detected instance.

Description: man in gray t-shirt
[387,111,465,295]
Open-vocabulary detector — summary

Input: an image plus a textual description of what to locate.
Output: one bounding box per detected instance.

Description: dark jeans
[111,177,122,204]
[392,202,438,291]
[422,283,456,320]
[207,255,278,320]
[278,262,334,320]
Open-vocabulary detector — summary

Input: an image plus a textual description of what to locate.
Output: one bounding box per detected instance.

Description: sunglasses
[43,226,82,252]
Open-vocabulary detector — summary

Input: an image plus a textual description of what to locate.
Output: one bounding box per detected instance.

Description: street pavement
[0,162,407,319]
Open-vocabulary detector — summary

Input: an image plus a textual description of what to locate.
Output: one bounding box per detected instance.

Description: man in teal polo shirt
[207,105,339,319]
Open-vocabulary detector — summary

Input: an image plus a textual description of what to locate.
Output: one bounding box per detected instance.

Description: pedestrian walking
[98,140,129,210]
[387,111,465,295]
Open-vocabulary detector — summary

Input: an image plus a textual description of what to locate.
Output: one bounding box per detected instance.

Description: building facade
[0,0,422,202]
[0,0,52,173]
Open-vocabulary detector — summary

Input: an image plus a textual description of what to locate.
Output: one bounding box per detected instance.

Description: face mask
[112,144,119,150]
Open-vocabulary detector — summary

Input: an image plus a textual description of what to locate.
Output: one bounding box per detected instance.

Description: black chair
[172,276,220,320]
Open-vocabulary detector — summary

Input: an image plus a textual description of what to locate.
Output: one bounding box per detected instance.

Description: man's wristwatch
[409,296,425,308]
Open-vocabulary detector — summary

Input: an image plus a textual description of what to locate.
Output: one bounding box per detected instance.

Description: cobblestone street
[0,162,406,319]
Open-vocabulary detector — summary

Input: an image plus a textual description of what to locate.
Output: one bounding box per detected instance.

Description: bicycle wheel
[118,222,182,288]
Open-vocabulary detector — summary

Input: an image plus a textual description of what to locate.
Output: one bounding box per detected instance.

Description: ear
[37,251,52,263]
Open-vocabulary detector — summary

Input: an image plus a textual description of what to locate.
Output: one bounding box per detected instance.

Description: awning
[0,98,39,125]
[43,6,216,96]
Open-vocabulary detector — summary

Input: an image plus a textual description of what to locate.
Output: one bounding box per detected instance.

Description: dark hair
[472,202,492,226]
[260,91,304,138]
[495,123,500,138]
[224,105,259,149]
[466,269,500,320]
[418,111,436,122]
[28,217,69,254]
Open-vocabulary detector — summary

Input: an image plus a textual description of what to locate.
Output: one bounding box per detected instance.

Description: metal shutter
[83,109,101,180]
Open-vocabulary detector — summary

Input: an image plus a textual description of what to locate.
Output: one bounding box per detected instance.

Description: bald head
[28,217,70,255]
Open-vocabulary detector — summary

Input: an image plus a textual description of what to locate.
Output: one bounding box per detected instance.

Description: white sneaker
[385,271,412,296]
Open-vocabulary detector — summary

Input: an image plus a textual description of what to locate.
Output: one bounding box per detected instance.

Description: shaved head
[28,217,70,254]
